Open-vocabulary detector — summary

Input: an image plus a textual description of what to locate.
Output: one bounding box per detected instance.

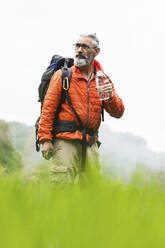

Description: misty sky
[0,0,165,153]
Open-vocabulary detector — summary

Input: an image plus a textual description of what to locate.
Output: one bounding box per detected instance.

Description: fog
[99,123,165,180]
[8,121,165,181]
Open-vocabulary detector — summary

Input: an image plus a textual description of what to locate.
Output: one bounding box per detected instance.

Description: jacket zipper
[85,78,92,127]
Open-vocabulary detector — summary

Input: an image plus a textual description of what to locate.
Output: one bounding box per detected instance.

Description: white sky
[0,0,165,153]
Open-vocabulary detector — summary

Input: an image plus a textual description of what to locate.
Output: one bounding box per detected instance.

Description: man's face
[74,37,98,67]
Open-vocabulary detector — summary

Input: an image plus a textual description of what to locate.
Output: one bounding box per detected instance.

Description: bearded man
[38,33,124,185]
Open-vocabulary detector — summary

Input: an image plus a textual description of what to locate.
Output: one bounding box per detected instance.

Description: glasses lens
[82,44,90,50]
[74,43,90,50]
[74,43,80,49]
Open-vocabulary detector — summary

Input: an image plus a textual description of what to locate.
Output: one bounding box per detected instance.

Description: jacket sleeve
[104,83,125,118]
[38,70,62,143]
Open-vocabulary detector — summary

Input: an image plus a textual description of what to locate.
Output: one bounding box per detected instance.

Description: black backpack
[35,55,74,152]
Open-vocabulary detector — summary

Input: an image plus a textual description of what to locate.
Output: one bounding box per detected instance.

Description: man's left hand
[96,80,113,98]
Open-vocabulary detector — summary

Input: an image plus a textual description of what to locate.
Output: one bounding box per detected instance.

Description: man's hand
[96,80,113,98]
[41,141,54,160]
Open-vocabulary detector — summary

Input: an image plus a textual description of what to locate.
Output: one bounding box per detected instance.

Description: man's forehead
[76,36,93,44]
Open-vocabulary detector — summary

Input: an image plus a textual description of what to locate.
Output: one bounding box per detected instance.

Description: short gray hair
[79,33,99,48]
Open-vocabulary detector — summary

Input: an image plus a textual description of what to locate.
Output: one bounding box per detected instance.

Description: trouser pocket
[50,166,78,185]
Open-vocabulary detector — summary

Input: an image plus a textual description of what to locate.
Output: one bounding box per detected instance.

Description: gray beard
[74,58,88,67]
[74,53,94,68]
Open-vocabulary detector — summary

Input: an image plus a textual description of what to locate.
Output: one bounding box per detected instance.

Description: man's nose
[77,45,83,52]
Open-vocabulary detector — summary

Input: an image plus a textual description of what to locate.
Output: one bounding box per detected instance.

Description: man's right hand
[41,141,54,160]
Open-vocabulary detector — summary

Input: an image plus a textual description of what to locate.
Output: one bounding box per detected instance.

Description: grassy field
[0,165,165,248]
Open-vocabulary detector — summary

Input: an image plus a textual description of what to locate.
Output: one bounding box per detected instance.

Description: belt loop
[88,132,97,147]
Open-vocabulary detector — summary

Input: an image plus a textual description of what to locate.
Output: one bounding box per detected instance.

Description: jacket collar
[71,60,105,79]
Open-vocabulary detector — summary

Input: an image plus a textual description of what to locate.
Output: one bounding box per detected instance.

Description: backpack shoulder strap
[62,67,72,91]
[61,67,82,127]
[51,67,73,142]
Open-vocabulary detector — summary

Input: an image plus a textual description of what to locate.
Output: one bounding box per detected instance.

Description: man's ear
[95,47,100,57]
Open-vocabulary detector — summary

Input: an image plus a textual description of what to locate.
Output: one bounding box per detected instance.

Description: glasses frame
[73,43,97,51]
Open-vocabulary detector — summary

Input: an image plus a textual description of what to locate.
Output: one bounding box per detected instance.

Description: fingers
[41,142,54,160]
[42,150,48,160]
[42,150,53,160]
[96,84,113,93]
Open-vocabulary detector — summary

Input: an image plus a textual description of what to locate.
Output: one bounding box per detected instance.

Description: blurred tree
[0,120,23,172]
[9,121,42,169]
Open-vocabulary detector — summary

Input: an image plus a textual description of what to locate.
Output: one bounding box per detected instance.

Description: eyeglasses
[73,43,97,51]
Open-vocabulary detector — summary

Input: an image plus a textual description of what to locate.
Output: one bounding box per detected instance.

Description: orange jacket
[38,60,124,143]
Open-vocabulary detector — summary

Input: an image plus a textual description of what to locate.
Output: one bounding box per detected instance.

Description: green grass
[0,166,165,248]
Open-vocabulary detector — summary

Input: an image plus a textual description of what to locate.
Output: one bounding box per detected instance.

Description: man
[38,33,124,184]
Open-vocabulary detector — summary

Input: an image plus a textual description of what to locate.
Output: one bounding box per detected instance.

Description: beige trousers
[50,139,100,185]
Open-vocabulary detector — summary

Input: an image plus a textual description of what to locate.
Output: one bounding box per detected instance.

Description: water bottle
[96,71,112,100]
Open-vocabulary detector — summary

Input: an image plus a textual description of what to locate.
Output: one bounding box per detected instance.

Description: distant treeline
[0,119,165,179]
[0,120,23,172]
